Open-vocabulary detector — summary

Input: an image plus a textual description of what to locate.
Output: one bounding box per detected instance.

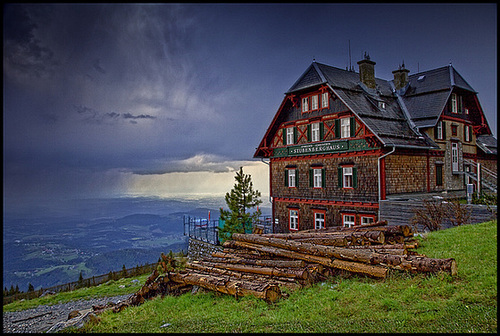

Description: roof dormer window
[378,101,386,109]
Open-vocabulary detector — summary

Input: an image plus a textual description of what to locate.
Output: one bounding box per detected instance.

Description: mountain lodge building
[254,55,497,233]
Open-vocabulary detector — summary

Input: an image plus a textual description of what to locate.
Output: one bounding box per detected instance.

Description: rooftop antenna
[348,40,352,71]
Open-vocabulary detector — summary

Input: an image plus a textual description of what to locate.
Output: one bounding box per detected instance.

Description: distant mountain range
[3,196,270,292]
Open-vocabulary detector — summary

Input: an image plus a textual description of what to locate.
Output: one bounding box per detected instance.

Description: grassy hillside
[6,220,497,333]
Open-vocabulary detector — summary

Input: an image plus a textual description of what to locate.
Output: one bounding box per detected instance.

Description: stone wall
[187,238,223,261]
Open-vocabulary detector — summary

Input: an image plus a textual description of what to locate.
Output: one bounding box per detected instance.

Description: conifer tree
[28,283,34,292]
[219,167,262,243]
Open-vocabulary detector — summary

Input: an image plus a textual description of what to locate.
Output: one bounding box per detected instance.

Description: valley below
[3,195,253,292]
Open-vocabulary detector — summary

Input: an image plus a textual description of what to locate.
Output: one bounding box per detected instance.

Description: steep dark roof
[476,135,498,155]
[399,65,477,128]
[287,62,434,149]
[255,61,495,157]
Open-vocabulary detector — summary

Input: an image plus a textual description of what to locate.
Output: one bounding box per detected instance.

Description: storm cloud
[3,3,497,207]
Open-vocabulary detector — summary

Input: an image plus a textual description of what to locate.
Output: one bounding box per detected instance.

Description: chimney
[392,63,410,90]
[357,52,376,89]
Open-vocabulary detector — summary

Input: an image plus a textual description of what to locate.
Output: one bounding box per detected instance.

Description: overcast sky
[3,3,497,208]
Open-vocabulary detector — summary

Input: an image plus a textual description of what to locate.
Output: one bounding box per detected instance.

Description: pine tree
[121,264,127,278]
[28,283,34,292]
[219,167,262,243]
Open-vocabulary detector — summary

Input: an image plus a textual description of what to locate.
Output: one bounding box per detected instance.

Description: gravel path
[3,294,132,333]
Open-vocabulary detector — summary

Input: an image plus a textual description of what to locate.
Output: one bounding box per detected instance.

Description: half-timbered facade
[254,55,497,233]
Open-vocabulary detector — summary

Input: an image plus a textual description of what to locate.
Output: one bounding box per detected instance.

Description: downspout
[260,157,274,232]
[378,146,396,219]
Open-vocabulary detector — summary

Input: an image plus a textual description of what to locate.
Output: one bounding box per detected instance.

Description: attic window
[378,101,386,109]
[417,75,426,82]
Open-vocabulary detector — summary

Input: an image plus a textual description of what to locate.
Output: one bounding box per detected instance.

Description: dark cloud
[3,3,496,205]
[122,113,156,120]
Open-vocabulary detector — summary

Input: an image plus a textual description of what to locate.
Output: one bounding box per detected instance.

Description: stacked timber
[116,220,457,308]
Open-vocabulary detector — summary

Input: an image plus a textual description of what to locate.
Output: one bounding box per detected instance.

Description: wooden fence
[379,199,497,231]
[3,263,157,305]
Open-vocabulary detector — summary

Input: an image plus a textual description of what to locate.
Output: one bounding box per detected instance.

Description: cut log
[186,263,303,290]
[230,234,456,275]
[229,240,388,278]
[346,243,409,250]
[208,253,306,268]
[293,236,349,246]
[168,270,282,303]
[298,220,388,233]
[257,229,385,243]
[370,254,457,276]
[189,260,310,280]
[230,233,387,264]
[362,225,413,237]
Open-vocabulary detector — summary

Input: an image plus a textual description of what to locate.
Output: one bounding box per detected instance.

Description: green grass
[3,274,150,312]
[9,220,498,333]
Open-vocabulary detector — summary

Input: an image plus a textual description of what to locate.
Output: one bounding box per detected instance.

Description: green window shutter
[309,169,314,188]
[436,165,443,186]
[442,121,446,139]
[350,117,355,137]
[295,170,299,187]
[337,167,343,188]
[282,129,287,145]
[284,169,289,187]
[293,127,298,144]
[321,168,326,188]
[307,124,311,142]
[319,122,324,140]
[469,125,473,141]
[353,167,358,188]
[434,125,438,139]
[334,119,340,139]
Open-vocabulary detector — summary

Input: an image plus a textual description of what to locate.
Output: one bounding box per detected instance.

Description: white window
[464,125,471,142]
[313,168,323,188]
[286,127,294,145]
[288,169,296,188]
[314,212,325,229]
[465,108,469,115]
[321,92,328,108]
[311,123,320,142]
[343,215,356,228]
[361,216,374,225]
[311,95,318,110]
[289,210,299,230]
[451,93,457,113]
[302,97,309,112]
[378,101,386,109]
[436,121,444,140]
[343,166,353,188]
[452,143,459,172]
[341,118,351,138]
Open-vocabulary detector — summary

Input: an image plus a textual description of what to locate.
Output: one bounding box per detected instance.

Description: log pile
[111,220,457,310]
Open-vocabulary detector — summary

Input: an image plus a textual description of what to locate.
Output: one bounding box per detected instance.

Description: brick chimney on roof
[357,52,376,89]
[392,63,410,90]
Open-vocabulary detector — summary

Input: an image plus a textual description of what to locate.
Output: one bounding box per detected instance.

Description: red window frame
[341,213,356,228]
[313,209,326,229]
[360,214,377,225]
